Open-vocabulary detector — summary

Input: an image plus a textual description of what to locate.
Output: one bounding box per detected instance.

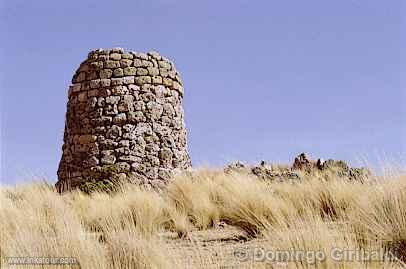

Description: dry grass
[1,168,405,268]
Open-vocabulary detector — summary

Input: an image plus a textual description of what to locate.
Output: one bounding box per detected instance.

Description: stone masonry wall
[56,48,191,192]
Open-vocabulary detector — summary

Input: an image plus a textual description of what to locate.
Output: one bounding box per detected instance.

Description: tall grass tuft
[1,169,405,268]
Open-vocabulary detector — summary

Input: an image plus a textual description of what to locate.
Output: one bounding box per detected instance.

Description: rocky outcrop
[317,159,371,182]
[292,153,324,171]
[225,153,371,182]
[56,48,192,192]
[292,153,371,182]
[224,161,302,182]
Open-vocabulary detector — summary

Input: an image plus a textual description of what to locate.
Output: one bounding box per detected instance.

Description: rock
[137,68,148,76]
[128,84,140,93]
[148,51,162,60]
[320,159,371,182]
[163,103,175,117]
[90,61,103,70]
[316,158,325,169]
[321,159,349,172]
[97,97,105,107]
[158,61,171,69]
[106,125,122,139]
[123,76,135,84]
[122,95,134,103]
[146,101,163,120]
[134,101,146,111]
[110,78,123,86]
[135,123,153,136]
[292,153,372,182]
[118,99,134,112]
[252,166,301,182]
[121,52,133,59]
[78,92,88,102]
[111,85,128,94]
[163,78,173,87]
[116,162,131,172]
[133,59,143,67]
[111,47,124,53]
[113,113,127,125]
[124,67,137,76]
[87,71,98,80]
[100,78,111,87]
[292,153,313,171]
[101,154,116,165]
[172,81,182,91]
[120,59,133,68]
[147,67,159,76]
[117,173,127,181]
[78,135,97,144]
[70,83,81,93]
[88,97,98,107]
[151,76,163,84]
[148,156,161,166]
[89,79,101,89]
[99,139,118,149]
[119,155,140,162]
[251,162,301,182]
[224,161,247,174]
[110,53,122,61]
[141,60,153,67]
[105,60,120,69]
[134,52,149,60]
[113,68,124,77]
[74,72,86,83]
[145,167,158,179]
[84,156,99,167]
[349,167,371,182]
[122,124,136,133]
[106,96,120,104]
[159,148,173,167]
[134,76,152,85]
[128,111,146,123]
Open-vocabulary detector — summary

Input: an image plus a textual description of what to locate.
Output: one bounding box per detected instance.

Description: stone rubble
[225,153,371,182]
[56,48,192,192]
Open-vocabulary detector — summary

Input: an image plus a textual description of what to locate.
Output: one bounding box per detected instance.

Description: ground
[1,166,405,269]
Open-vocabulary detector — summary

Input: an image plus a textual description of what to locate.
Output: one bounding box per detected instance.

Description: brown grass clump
[1,168,405,268]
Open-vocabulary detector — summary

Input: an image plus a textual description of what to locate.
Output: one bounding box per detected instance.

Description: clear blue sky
[1,0,405,184]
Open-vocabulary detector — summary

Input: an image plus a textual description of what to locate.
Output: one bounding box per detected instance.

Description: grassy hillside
[1,167,405,268]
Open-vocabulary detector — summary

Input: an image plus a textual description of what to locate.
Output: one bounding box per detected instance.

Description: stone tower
[56,48,191,192]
